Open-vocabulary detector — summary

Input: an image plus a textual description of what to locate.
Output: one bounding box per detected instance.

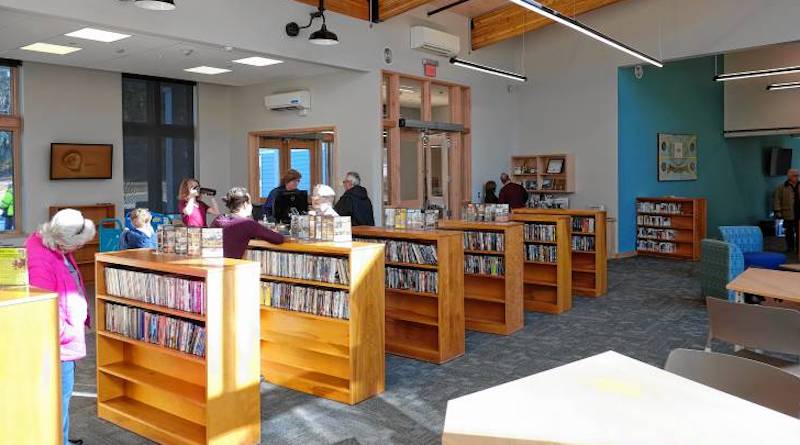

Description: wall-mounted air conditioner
[265,90,311,112]
[410,26,460,57]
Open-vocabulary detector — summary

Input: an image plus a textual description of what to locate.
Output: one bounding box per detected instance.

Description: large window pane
[399,78,422,121]
[259,148,280,197]
[290,148,311,191]
[160,82,193,126]
[400,131,419,201]
[321,142,330,186]
[162,137,194,211]
[122,135,150,209]
[122,78,148,123]
[0,67,11,115]
[431,84,452,123]
[0,130,14,231]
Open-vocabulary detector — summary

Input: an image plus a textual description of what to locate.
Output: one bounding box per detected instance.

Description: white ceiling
[0,7,345,86]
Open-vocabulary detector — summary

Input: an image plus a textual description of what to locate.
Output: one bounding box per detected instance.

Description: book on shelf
[244,249,351,285]
[104,302,206,357]
[637,239,676,253]
[290,215,353,242]
[523,223,557,242]
[354,238,438,265]
[261,281,350,319]
[571,217,595,233]
[465,255,504,276]
[386,267,438,293]
[636,214,672,227]
[104,267,207,314]
[156,225,223,258]
[201,228,223,258]
[462,203,510,222]
[637,201,683,214]
[525,244,558,263]
[571,235,595,252]
[463,231,505,252]
[174,227,188,255]
[187,227,202,256]
[637,227,678,241]
[0,247,28,286]
[383,208,439,230]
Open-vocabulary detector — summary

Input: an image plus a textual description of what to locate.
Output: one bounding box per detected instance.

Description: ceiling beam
[471,0,626,50]
[293,0,370,21]
[379,0,440,21]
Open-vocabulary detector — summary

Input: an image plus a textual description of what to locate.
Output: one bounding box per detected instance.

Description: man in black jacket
[334,171,375,226]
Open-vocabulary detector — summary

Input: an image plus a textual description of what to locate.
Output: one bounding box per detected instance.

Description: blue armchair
[718,226,786,270]
[700,239,744,301]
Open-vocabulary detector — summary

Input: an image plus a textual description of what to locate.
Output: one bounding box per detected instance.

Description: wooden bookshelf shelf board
[95,249,262,444]
[513,209,608,298]
[464,249,505,256]
[511,154,575,194]
[352,226,465,363]
[438,220,524,336]
[50,203,115,284]
[386,261,439,270]
[636,197,707,261]
[249,240,386,405]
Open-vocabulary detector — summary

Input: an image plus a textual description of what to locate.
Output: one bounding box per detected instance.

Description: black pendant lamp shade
[309,24,339,45]
[286,0,339,46]
[135,0,176,11]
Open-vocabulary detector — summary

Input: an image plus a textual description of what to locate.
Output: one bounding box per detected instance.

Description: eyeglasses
[76,215,86,235]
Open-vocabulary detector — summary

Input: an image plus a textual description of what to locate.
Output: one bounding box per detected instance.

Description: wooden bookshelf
[512,209,607,297]
[511,154,575,194]
[95,250,261,445]
[50,202,115,284]
[248,240,386,405]
[352,226,465,364]
[636,197,707,261]
[438,220,524,335]
[509,214,572,314]
[0,286,61,445]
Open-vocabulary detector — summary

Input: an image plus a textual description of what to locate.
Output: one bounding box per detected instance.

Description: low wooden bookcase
[248,240,386,405]
[438,220,524,335]
[636,197,707,261]
[513,209,607,297]
[95,250,261,445]
[352,226,465,364]
[509,214,573,314]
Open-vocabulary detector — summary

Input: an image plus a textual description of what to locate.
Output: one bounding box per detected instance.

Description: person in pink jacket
[26,209,95,445]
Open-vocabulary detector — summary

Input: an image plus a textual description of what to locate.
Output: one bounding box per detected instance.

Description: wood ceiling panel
[380,0,439,20]
[471,0,626,50]
[294,0,370,21]
[427,0,508,17]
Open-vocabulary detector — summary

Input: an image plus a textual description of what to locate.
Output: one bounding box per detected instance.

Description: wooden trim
[294,0,369,20]
[379,0,438,20]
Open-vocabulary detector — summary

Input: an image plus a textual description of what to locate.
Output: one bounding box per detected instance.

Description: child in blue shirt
[120,208,157,249]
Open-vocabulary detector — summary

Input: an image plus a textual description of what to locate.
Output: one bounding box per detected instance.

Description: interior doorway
[424,132,450,212]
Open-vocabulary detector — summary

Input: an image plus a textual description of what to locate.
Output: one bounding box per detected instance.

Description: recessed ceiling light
[232,56,283,67]
[65,28,131,43]
[184,66,231,75]
[20,42,82,55]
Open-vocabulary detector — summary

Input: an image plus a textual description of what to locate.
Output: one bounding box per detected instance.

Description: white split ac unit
[265,90,311,112]
[410,26,460,57]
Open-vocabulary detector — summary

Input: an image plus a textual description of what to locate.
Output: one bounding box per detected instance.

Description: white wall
[197,82,233,195]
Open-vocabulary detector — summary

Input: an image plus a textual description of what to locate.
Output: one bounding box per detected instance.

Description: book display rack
[437,220,524,335]
[510,154,575,194]
[95,250,261,445]
[352,226,465,364]
[636,197,707,260]
[247,240,386,405]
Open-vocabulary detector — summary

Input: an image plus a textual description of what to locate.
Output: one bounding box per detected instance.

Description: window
[122,74,195,213]
[0,59,21,234]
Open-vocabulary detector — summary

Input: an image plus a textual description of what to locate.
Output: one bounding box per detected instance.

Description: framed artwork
[541,178,553,190]
[658,133,697,181]
[50,143,113,180]
[546,158,564,174]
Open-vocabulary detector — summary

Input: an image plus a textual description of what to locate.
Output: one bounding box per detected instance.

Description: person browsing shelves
[212,187,284,259]
[483,181,499,204]
[178,178,220,228]
[334,171,374,226]
[263,169,302,220]
[498,172,529,209]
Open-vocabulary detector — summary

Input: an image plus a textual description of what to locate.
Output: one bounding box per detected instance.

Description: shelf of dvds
[438,220,524,336]
[352,226,465,364]
[247,240,386,405]
[512,209,607,297]
[95,250,261,445]
[635,197,707,261]
[508,214,572,314]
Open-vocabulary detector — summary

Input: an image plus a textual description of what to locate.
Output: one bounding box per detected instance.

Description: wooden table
[442,351,800,444]
[726,267,800,304]
[779,263,800,272]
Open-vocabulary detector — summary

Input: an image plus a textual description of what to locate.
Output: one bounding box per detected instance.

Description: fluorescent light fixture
[449,57,527,82]
[65,28,131,43]
[399,87,417,94]
[232,56,283,67]
[135,0,176,10]
[767,81,800,91]
[715,65,800,82]
[184,66,231,75]
[20,42,82,55]
[507,0,663,68]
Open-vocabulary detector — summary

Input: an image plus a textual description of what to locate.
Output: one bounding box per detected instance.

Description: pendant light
[134,0,176,11]
[715,65,800,82]
[286,0,339,46]
[767,81,800,91]
[450,57,527,82]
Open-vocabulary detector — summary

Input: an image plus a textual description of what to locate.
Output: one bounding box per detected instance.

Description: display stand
[636,197,707,260]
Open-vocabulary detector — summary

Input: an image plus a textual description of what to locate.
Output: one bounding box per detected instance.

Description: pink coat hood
[25,233,89,362]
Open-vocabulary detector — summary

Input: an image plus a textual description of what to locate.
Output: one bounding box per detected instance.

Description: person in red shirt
[498,173,529,209]
[177,178,219,228]
[211,187,284,259]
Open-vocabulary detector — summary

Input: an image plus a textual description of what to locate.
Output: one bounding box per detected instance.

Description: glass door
[397,129,424,208]
[424,133,450,212]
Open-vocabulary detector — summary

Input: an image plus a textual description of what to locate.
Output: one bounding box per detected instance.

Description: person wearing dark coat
[334,171,375,226]
[498,172,529,209]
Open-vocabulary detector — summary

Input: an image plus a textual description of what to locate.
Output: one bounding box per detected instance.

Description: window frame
[0,61,22,237]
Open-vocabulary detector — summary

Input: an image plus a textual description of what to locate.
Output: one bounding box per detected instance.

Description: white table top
[442,351,800,445]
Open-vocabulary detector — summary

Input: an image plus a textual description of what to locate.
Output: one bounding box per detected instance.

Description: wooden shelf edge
[98,363,206,409]
[98,397,205,445]
[97,294,206,322]
[386,288,438,298]
[260,306,349,324]
[464,293,505,304]
[385,261,439,270]
[97,331,206,365]
[385,308,439,326]
[259,274,351,290]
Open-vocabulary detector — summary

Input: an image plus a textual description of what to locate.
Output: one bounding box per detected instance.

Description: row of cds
[465,255,504,277]
[462,203,510,222]
[355,238,439,265]
[637,214,672,227]
[463,231,505,252]
[383,208,440,230]
[289,215,352,242]
[104,267,206,315]
[261,281,350,319]
[637,227,678,241]
[637,239,677,253]
[571,217,596,234]
[157,226,223,258]
[244,249,351,285]
[571,235,595,252]
[386,267,438,294]
[525,245,557,263]
[637,201,683,215]
[104,302,206,357]
[524,224,557,242]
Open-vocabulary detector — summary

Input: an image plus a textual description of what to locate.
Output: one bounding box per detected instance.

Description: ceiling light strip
[767,81,800,91]
[716,65,800,82]
[450,57,527,82]
[507,0,663,68]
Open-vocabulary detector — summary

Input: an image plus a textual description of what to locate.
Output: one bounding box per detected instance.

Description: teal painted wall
[618,56,800,252]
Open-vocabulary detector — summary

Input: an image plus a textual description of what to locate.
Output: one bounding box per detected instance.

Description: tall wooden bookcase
[636,197,707,261]
[247,240,386,405]
[510,154,575,194]
[513,209,607,297]
[95,250,261,445]
[49,202,115,284]
[511,214,573,314]
[438,220,524,335]
[352,226,465,364]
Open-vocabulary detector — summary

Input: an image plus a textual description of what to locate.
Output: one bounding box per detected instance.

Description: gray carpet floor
[70,255,713,444]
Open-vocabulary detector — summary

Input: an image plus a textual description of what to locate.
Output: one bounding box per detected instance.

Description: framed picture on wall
[658,133,697,181]
[50,143,113,180]
[546,158,564,174]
